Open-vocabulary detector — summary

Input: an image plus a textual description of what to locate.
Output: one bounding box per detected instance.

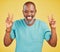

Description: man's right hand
[4,13,14,46]
[6,13,13,32]
[6,13,13,28]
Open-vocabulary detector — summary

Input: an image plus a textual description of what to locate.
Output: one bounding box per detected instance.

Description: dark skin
[4,3,57,47]
[23,3,36,26]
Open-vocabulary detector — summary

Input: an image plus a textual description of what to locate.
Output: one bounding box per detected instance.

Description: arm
[4,14,14,47]
[47,15,57,47]
[47,28,57,47]
[4,27,13,47]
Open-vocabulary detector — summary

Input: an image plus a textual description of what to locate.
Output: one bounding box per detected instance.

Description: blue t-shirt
[10,19,51,52]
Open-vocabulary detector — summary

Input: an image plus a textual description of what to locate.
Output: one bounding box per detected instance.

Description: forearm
[48,28,57,47]
[4,28,13,47]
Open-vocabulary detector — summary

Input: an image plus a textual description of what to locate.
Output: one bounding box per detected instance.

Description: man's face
[23,4,36,21]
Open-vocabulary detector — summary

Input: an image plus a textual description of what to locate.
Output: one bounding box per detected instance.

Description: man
[4,1,57,52]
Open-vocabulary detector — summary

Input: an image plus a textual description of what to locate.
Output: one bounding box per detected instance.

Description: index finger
[48,14,54,20]
[8,13,13,20]
[7,13,10,18]
[10,14,13,20]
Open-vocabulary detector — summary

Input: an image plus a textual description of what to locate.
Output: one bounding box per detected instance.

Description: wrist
[6,27,11,32]
[51,27,56,29]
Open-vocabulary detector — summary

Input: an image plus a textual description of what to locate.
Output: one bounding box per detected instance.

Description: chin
[27,19,33,21]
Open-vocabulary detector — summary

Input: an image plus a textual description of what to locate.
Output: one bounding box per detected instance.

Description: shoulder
[12,19,24,26]
[36,19,46,25]
[36,19,49,30]
[13,19,24,24]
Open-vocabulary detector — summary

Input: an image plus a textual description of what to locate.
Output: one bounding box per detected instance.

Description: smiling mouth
[27,16,32,20]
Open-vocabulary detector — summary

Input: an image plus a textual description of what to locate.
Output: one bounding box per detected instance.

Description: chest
[15,25,44,43]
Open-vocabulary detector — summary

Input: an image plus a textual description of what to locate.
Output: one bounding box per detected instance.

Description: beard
[25,16,35,25]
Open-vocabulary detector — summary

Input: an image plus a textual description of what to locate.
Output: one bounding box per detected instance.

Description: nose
[28,12,31,16]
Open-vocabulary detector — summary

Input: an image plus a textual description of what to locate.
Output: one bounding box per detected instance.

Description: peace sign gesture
[48,15,56,28]
[6,13,13,28]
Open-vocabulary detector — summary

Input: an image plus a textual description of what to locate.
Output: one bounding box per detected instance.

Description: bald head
[23,1,36,10]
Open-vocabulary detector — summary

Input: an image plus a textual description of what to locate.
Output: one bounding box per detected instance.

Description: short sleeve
[42,22,51,41]
[10,22,16,39]
[44,31,51,41]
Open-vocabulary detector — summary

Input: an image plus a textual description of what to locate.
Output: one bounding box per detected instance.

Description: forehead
[23,4,35,11]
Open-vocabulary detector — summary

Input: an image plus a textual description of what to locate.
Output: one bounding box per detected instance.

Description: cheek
[32,13,35,16]
[23,13,27,16]
[32,11,36,15]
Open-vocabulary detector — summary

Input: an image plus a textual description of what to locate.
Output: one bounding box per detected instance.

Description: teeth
[27,17,32,19]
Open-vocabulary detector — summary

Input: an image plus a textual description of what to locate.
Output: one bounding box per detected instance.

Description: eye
[31,11,34,13]
[24,11,28,13]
